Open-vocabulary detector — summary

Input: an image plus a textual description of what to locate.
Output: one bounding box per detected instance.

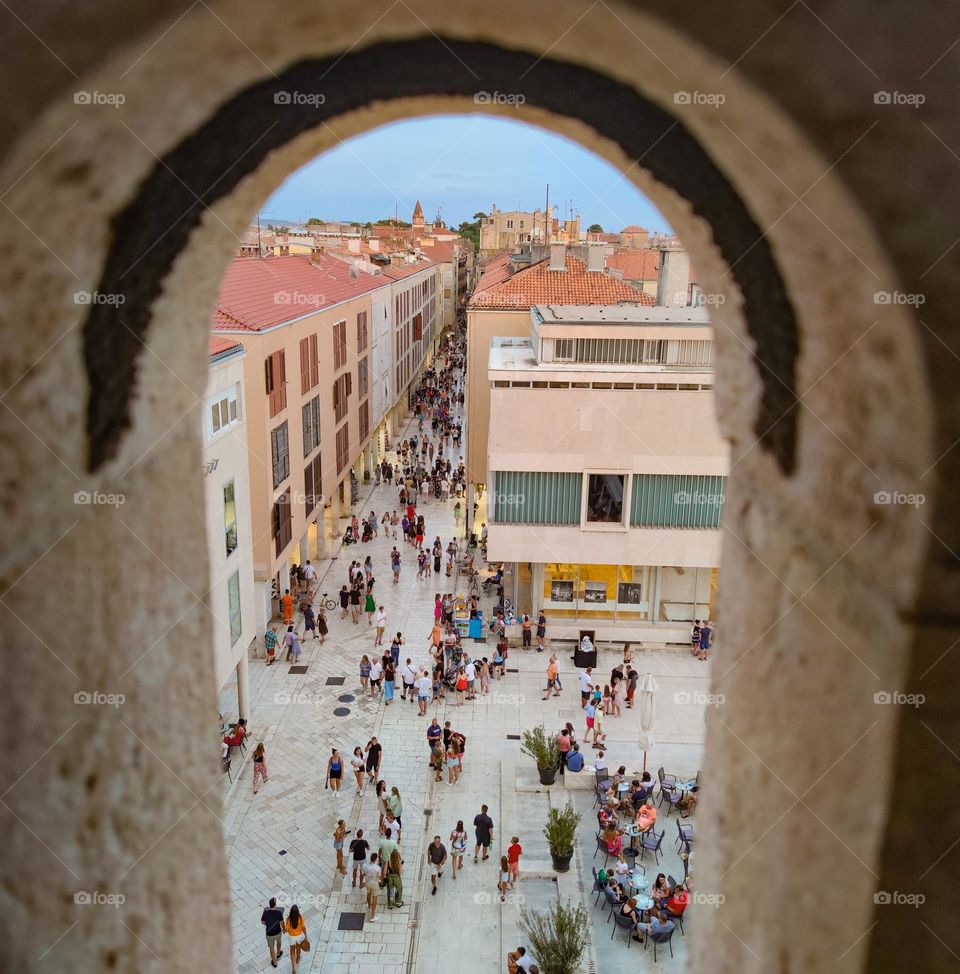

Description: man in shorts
[578,667,594,708]
[363,853,381,919]
[417,670,433,716]
[427,835,447,895]
[369,659,383,699]
[349,829,369,889]
[473,804,494,862]
[365,737,382,782]
[260,897,284,968]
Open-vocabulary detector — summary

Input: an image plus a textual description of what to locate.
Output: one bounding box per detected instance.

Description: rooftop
[469,254,655,309]
[211,254,387,332]
[533,304,711,325]
[208,335,243,360]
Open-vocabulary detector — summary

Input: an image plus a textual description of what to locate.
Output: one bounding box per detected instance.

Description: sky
[262,114,672,234]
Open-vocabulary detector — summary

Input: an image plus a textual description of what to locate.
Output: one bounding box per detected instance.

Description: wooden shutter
[299,337,310,394]
[309,334,319,388]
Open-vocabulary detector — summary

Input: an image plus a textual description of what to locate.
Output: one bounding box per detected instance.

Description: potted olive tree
[519,900,589,974]
[521,724,561,785]
[544,799,581,872]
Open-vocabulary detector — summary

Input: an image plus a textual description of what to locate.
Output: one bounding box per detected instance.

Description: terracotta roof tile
[211,255,386,332]
[469,254,654,309]
[621,224,648,233]
[208,335,243,358]
[606,249,661,282]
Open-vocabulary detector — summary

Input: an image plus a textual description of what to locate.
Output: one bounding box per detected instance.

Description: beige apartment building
[212,252,439,625]
[479,204,581,256]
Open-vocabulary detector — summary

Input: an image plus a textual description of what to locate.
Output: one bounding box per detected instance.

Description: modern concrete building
[203,337,257,717]
[485,303,726,644]
[465,244,655,531]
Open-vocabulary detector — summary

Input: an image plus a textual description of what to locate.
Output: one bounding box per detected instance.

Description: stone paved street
[219,405,709,974]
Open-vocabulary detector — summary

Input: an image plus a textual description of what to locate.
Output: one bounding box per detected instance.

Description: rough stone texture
[0,2,954,972]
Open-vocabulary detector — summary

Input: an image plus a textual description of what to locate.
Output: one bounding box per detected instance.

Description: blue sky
[262,114,672,233]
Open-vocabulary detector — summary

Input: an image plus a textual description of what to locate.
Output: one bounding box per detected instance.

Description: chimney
[548,242,567,272]
[656,247,691,307]
[585,243,605,273]
[347,238,360,253]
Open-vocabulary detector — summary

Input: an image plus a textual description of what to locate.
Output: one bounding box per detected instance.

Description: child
[507,836,522,886]
[614,853,631,878]
[595,750,607,773]
[498,855,511,902]
[252,743,268,794]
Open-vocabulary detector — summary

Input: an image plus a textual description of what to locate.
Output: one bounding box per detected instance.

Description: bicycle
[317,592,339,611]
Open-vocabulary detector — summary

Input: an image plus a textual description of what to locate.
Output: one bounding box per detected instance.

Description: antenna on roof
[256,209,262,256]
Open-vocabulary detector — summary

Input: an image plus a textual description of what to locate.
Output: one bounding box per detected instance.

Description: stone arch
[0,3,949,972]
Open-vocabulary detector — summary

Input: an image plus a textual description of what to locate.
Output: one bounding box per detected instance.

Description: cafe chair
[657,766,676,786]
[610,910,637,948]
[676,820,695,849]
[594,834,612,867]
[590,867,605,906]
[647,926,676,960]
[638,829,664,866]
[659,785,682,816]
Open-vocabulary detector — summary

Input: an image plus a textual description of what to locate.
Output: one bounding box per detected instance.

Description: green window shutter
[630,474,725,528]
[491,471,582,525]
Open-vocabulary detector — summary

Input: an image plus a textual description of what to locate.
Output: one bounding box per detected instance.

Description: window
[586,474,625,524]
[299,334,319,394]
[304,453,322,515]
[359,399,369,441]
[554,338,574,361]
[227,570,242,646]
[506,219,514,228]
[333,373,351,423]
[207,384,240,438]
[302,395,321,457]
[270,421,290,488]
[412,313,422,341]
[356,310,368,352]
[272,488,292,557]
[630,474,726,528]
[490,471,582,525]
[264,351,287,417]
[333,320,347,370]
[357,357,368,399]
[223,480,238,557]
[336,422,350,474]
[519,220,524,228]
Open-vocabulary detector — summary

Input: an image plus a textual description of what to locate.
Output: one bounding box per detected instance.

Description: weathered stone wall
[0,2,954,971]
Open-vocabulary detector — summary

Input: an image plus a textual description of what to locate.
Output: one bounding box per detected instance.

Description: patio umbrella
[637,673,658,771]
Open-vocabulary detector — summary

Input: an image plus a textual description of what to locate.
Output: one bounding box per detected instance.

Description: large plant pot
[538,766,557,785]
[551,850,574,872]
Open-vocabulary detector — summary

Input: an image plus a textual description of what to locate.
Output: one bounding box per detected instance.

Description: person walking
[473,804,494,862]
[359,655,371,694]
[334,820,349,877]
[383,657,396,706]
[326,748,343,792]
[264,625,279,665]
[363,854,381,920]
[348,829,369,888]
[252,742,268,794]
[350,747,365,795]
[375,606,386,645]
[427,835,447,895]
[260,897,285,969]
[401,658,417,701]
[507,836,523,887]
[365,737,382,783]
[391,547,402,583]
[283,625,301,663]
[388,786,403,839]
[386,848,404,909]
[316,605,328,644]
[364,588,376,626]
[536,610,547,652]
[283,904,307,974]
[301,602,317,641]
[375,779,389,832]
[543,656,559,701]
[498,855,511,902]
[350,583,362,624]
[339,584,350,619]
[390,631,403,667]
[521,614,532,650]
[281,588,294,625]
[449,820,467,879]
[417,668,432,716]
[368,656,383,698]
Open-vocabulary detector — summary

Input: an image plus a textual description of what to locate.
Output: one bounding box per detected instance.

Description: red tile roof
[472,253,513,295]
[606,249,661,282]
[378,257,436,280]
[621,224,648,233]
[208,335,243,358]
[211,255,386,332]
[469,254,654,309]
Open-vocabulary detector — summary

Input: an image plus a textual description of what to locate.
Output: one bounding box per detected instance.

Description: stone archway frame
[0,9,935,974]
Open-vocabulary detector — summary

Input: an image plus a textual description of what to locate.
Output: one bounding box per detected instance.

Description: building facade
[203,337,257,717]
[479,204,581,255]
[484,304,726,645]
